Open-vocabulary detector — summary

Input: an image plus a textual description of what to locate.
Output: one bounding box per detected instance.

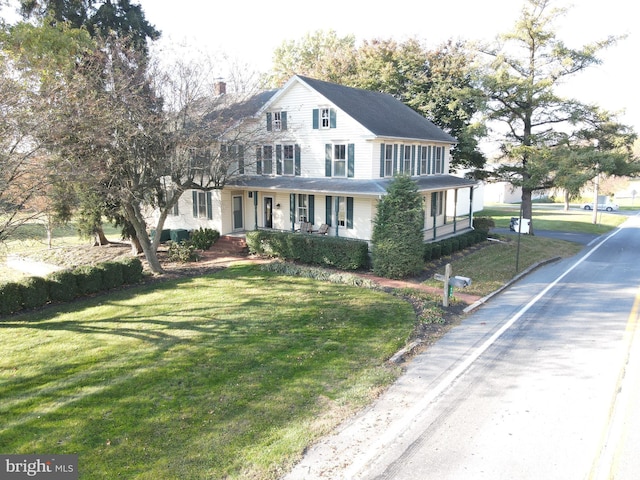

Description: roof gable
[294,75,457,144]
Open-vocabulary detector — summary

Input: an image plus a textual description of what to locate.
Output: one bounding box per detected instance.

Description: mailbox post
[433,263,471,307]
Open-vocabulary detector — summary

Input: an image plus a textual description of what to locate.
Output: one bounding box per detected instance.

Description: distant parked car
[581,201,619,212]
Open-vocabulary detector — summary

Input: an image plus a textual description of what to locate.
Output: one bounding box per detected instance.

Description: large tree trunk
[93,226,110,246]
[130,235,143,255]
[563,190,570,211]
[521,187,534,235]
[123,202,164,274]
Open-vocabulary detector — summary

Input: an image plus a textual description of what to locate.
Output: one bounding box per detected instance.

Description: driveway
[490,227,599,245]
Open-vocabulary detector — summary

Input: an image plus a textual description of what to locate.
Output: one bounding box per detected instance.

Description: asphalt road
[283,213,640,480]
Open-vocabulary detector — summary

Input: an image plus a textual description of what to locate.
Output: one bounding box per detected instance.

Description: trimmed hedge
[0,257,144,317]
[47,270,79,303]
[98,261,124,290]
[20,276,49,310]
[0,282,22,316]
[246,230,369,270]
[423,229,488,263]
[120,257,143,284]
[73,265,103,295]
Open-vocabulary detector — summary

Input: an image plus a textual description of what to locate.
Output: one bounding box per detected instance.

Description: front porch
[423,215,474,242]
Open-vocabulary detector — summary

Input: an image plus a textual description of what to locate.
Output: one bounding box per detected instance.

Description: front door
[232,195,243,231]
[264,197,273,229]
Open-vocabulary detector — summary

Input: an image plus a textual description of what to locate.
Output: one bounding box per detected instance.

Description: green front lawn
[479,204,627,234]
[427,235,584,297]
[0,263,414,479]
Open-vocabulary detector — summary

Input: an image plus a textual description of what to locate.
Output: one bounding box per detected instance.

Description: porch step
[211,235,248,255]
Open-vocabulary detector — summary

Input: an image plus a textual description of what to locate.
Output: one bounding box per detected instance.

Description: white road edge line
[347,223,626,479]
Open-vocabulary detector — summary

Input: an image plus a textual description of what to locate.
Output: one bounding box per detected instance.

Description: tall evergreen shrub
[371,176,425,279]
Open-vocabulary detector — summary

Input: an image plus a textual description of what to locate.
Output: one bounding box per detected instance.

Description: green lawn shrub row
[0,257,143,316]
[246,230,370,270]
[423,229,489,262]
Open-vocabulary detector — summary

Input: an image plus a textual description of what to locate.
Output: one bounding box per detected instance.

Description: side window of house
[192,190,213,219]
[169,188,179,216]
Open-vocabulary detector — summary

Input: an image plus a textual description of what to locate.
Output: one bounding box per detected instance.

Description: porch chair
[313,224,329,235]
[297,222,313,234]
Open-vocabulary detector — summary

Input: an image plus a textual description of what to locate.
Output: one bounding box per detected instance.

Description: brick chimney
[214,80,226,96]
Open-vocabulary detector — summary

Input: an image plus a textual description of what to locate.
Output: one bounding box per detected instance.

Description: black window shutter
[346,197,353,229]
[380,143,385,178]
[411,145,416,176]
[347,143,355,178]
[312,109,319,129]
[281,111,287,131]
[416,146,421,175]
[393,144,398,173]
[276,144,282,175]
[399,144,404,173]
[325,144,332,177]
[309,195,315,224]
[266,112,272,131]
[330,108,337,128]
[325,196,332,226]
[289,193,296,230]
[238,145,244,174]
[256,147,262,175]
[192,191,198,217]
[294,144,301,176]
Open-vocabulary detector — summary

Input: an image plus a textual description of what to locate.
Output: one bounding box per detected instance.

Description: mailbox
[449,276,472,288]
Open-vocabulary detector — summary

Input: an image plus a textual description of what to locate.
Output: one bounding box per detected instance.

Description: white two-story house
[161,75,478,242]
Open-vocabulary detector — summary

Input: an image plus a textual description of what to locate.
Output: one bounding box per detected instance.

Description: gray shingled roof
[228,175,476,196]
[296,76,457,143]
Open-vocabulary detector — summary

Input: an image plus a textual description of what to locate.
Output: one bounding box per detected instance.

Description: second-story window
[385,145,393,177]
[334,144,346,177]
[283,144,294,175]
[262,145,273,175]
[434,146,443,174]
[403,145,412,174]
[420,146,428,174]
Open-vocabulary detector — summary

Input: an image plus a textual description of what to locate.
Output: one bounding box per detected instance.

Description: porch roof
[227,175,477,196]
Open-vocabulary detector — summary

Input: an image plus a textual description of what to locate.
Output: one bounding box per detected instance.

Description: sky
[139,0,638,134]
